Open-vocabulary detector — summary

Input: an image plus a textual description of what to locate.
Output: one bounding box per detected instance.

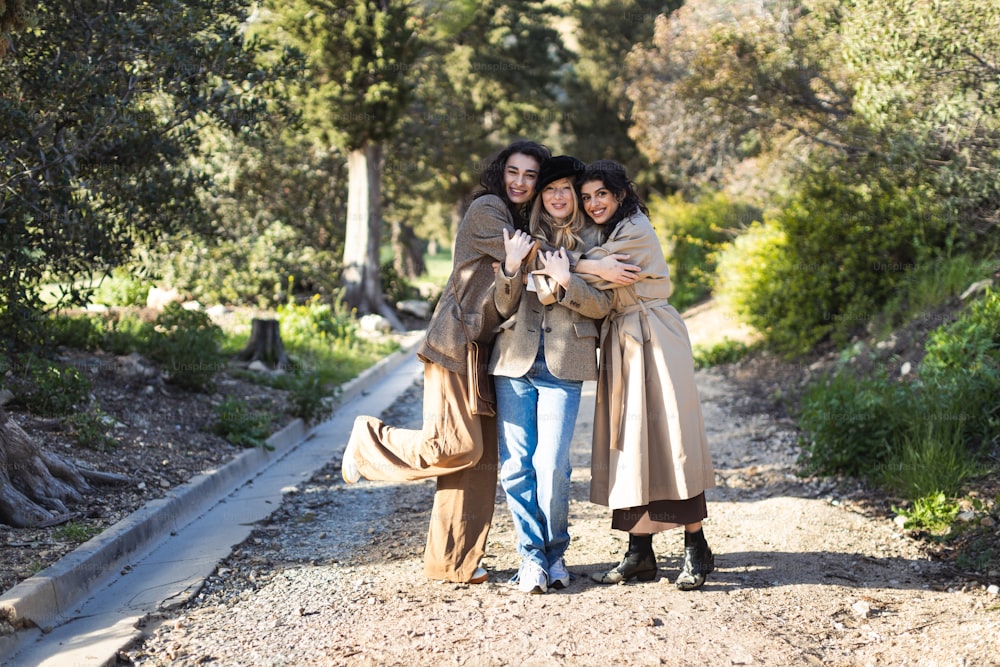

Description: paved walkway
[0,339,424,667]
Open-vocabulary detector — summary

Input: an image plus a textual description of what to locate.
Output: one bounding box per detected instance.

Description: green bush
[798,289,999,495]
[145,303,225,391]
[717,171,948,355]
[48,314,105,350]
[648,191,757,312]
[796,370,910,477]
[875,254,998,337]
[882,416,977,500]
[157,221,343,308]
[14,355,93,417]
[286,372,334,423]
[66,409,118,451]
[210,397,272,449]
[92,267,150,306]
[692,338,753,369]
[919,288,1000,448]
[276,294,399,387]
[380,260,420,306]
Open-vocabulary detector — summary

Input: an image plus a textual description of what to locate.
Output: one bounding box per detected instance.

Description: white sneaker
[517,560,548,594]
[548,557,570,589]
[341,427,361,484]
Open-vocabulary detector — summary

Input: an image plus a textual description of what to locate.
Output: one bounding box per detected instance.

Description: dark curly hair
[474,140,551,230]
[581,160,648,241]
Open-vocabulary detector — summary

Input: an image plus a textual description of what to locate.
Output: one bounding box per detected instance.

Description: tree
[560,0,681,189]
[840,0,1000,235]
[0,0,296,350]
[0,0,293,526]
[625,0,859,192]
[264,1,420,327]
[381,0,570,254]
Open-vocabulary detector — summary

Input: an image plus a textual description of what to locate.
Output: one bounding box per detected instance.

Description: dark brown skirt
[611,493,708,534]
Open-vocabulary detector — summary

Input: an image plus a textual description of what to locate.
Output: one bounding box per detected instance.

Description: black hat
[537,155,585,191]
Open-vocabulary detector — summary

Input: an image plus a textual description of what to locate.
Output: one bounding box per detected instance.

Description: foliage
[649,190,756,311]
[692,338,753,370]
[892,492,960,534]
[379,260,420,306]
[717,169,949,355]
[560,0,679,188]
[798,289,1000,497]
[10,355,92,417]
[796,370,909,478]
[919,289,1000,447]
[210,397,273,449]
[874,254,999,338]
[285,373,334,424]
[625,0,857,190]
[883,417,978,500]
[276,294,400,387]
[66,409,118,452]
[92,268,151,307]
[841,0,1000,232]
[145,304,225,391]
[0,0,298,351]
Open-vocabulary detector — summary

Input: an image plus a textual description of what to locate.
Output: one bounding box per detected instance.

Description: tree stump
[0,406,130,528]
[237,318,290,369]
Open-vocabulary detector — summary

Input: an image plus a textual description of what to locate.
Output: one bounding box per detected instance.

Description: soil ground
[3,302,999,665]
[117,304,999,666]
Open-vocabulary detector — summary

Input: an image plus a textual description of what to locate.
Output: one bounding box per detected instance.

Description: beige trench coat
[581,212,716,510]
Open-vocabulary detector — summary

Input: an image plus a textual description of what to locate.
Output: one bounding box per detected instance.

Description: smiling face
[503,153,541,205]
[580,179,620,225]
[540,177,576,222]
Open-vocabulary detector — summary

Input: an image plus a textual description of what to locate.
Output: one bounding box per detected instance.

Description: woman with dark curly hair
[342,140,550,584]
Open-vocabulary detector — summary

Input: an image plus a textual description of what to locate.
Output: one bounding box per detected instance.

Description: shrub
[276,294,399,387]
[66,409,118,451]
[210,397,272,449]
[717,171,948,355]
[48,314,104,350]
[796,370,910,477]
[648,191,757,312]
[145,303,225,391]
[92,267,150,306]
[14,355,93,417]
[692,338,753,369]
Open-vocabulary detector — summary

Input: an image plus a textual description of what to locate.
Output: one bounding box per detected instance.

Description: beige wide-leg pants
[349,362,497,583]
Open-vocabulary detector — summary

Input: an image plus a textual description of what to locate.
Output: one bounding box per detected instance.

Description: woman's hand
[502,228,535,276]
[534,247,572,289]
[590,253,641,285]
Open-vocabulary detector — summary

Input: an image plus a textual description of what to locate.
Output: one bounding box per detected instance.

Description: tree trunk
[0,406,130,528]
[341,144,403,331]
[236,318,290,369]
[391,218,425,279]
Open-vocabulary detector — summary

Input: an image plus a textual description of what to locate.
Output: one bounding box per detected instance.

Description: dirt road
[119,359,1000,666]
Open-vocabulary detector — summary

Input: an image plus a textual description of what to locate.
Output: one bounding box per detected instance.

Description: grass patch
[692,338,754,369]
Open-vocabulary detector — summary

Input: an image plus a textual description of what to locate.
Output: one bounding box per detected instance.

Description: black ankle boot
[676,528,714,590]
[591,534,657,584]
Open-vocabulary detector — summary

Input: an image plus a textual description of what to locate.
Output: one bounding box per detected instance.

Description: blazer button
[546,305,554,311]
[544,326,552,333]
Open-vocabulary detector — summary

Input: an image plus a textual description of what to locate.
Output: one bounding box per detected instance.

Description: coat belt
[598,297,671,451]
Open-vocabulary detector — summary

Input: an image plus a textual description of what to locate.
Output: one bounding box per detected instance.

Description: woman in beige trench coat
[539,160,717,590]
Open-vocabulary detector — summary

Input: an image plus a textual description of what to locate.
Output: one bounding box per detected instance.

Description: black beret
[537,155,585,191]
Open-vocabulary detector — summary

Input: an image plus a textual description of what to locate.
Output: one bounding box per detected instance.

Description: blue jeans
[495,350,583,572]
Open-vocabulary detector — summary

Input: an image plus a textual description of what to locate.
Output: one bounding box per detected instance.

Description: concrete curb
[0,331,424,651]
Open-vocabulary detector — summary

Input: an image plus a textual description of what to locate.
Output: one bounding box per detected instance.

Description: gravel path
[118,369,1000,667]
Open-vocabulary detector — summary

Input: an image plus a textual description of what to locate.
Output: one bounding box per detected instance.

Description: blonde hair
[528,177,586,251]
